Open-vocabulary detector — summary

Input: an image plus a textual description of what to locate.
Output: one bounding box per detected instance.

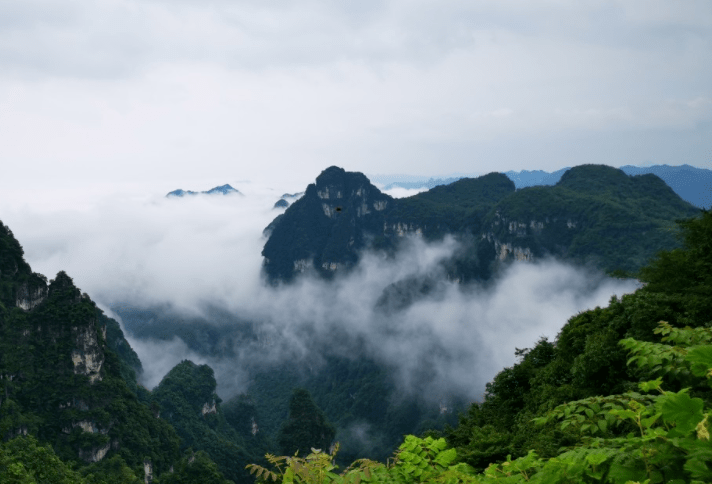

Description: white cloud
[0,183,638,401]
[381,187,429,198]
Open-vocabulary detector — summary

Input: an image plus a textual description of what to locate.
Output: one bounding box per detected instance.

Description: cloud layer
[0,183,638,401]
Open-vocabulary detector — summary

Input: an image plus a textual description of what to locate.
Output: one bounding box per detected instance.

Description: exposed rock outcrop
[15,276,48,310]
[144,459,154,483]
[201,400,217,416]
[0,221,182,478]
[79,443,111,463]
[71,323,104,384]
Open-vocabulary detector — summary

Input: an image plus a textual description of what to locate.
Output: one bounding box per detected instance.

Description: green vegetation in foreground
[248,210,712,483]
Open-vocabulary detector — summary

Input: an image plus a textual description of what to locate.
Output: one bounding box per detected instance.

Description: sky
[0,1,705,401]
[1,0,712,192]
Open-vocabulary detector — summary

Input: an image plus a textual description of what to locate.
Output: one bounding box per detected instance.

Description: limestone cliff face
[79,442,111,463]
[1,220,182,474]
[71,323,105,384]
[201,400,217,415]
[481,211,578,264]
[383,222,424,237]
[15,274,48,310]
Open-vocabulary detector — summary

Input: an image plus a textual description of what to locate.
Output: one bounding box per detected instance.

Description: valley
[0,164,709,483]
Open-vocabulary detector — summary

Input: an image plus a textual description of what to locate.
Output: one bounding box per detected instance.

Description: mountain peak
[313,166,374,196]
[166,184,241,198]
[262,167,393,282]
[204,184,240,195]
[49,270,76,291]
[557,164,631,189]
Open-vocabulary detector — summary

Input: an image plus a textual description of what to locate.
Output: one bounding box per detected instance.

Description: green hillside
[388,172,516,235]
[0,220,236,483]
[486,165,700,274]
[151,361,269,483]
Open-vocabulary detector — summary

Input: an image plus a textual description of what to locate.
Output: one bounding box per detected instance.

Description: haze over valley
[0,170,642,398]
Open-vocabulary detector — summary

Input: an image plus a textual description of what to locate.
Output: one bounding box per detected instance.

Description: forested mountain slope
[262,165,699,283]
[0,221,235,483]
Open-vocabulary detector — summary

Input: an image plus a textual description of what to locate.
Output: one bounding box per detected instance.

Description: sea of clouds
[0,178,639,402]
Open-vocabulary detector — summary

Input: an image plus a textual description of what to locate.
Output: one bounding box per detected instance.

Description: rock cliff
[262,166,395,282]
[0,220,181,474]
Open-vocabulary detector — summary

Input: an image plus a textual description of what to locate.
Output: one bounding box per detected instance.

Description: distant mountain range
[166,184,241,197]
[263,165,700,284]
[618,165,712,209]
[377,164,712,209]
[502,167,572,189]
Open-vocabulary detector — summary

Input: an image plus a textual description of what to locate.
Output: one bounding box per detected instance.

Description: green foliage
[80,455,143,484]
[0,435,87,484]
[0,222,183,482]
[234,354,455,467]
[639,209,712,296]
[485,165,699,274]
[248,436,478,484]
[264,165,698,289]
[100,312,143,393]
[392,173,516,235]
[254,208,712,483]
[446,212,712,471]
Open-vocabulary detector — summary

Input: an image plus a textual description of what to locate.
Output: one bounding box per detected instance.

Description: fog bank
[0,182,638,400]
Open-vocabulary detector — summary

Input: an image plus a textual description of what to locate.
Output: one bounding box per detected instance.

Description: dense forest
[248,210,712,483]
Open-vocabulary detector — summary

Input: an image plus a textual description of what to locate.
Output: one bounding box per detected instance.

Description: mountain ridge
[378,164,712,209]
[262,164,700,284]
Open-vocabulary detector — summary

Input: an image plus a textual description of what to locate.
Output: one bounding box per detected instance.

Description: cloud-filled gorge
[0,182,639,403]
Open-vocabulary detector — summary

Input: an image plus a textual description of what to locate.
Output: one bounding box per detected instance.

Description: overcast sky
[1,0,711,193]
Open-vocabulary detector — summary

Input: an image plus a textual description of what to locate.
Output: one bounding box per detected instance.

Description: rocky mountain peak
[309,166,392,218]
[262,167,394,282]
[49,270,76,292]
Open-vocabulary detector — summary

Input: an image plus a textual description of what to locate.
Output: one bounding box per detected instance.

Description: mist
[0,181,639,402]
